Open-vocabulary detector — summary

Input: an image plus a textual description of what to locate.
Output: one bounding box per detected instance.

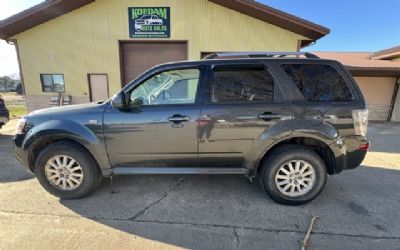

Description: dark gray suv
[13,52,369,205]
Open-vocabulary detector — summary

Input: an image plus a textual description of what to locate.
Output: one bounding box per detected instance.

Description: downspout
[5,38,25,95]
[387,77,400,121]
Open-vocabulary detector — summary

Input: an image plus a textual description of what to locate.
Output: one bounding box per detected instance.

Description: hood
[27,101,108,118]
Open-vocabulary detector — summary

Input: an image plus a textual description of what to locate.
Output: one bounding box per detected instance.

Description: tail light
[359,143,370,150]
[352,109,369,136]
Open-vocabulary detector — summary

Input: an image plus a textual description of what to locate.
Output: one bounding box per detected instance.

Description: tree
[0,76,17,92]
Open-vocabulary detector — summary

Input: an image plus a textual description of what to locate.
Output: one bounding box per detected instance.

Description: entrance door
[120,41,187,85]
[88,74,109,102]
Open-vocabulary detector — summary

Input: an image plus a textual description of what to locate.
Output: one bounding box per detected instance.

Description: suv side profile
[13,52,369,205]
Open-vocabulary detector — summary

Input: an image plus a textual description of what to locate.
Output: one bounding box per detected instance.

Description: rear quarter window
[281,64,353,102]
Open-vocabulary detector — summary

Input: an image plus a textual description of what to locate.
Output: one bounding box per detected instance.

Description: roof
[0,0,94,40]
[369,45,400,60]
[0,0,329,45]
[314,52,400,77]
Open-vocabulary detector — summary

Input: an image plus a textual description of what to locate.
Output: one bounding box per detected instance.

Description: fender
[22,119,112,171]
[245,120,347,175]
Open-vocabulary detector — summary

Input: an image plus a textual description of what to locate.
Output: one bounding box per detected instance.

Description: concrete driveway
[0,121,399,250]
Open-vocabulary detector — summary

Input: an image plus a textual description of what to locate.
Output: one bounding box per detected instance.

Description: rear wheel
[259,145,327,205]
[35,141,102,199]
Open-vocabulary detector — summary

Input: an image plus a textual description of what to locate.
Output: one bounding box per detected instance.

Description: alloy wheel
[44,155,84,191]
[274,160,316,197]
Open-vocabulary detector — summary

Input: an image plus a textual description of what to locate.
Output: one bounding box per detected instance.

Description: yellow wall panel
[354,77,396,106]
[14,0,306,97]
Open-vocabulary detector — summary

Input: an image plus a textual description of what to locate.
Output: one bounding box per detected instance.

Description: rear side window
[211,66,280,103]
[281,64,353,102]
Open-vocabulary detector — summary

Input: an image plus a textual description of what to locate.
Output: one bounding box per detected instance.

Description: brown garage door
[121,41,187,86]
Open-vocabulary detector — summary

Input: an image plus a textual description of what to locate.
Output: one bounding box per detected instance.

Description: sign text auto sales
[128,7,171,38]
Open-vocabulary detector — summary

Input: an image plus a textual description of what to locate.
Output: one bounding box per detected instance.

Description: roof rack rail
[203,52,319,59]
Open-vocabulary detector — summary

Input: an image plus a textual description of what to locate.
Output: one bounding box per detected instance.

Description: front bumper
[13,133,32,173]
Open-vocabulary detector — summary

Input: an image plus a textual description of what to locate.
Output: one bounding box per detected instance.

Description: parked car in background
[6,84,17,92]
[0,95,9,129]
[13,52,369,205]
[15,83,23,95]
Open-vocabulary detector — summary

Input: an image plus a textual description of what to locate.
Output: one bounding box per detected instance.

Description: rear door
[198,62,292,167]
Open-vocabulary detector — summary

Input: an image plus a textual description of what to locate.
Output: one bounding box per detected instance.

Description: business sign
[128,7,170,38]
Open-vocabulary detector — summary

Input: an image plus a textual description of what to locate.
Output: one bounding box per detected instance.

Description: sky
[259,0,400,52]
[0,0,399,77]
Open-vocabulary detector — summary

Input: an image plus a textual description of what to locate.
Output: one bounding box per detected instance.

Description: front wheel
[35,141,102,199]
[259,145,327,205]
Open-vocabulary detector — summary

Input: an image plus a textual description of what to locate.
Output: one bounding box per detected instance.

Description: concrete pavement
[0,121,399,249]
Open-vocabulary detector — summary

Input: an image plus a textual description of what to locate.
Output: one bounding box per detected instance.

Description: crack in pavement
[1,209,399,241]
[233,227,241,249]
[128,175,186,221]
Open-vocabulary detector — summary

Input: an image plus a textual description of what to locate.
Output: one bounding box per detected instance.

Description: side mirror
[132,97,144,106]
[111,91,126,109]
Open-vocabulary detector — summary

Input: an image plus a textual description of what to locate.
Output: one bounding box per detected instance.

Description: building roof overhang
[314,52,400,77]
[0,0,94,40]
[369,45,400,60]
[0,0,329,47]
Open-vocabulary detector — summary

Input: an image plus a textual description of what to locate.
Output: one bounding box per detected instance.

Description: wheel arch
[27,135,98,172]
[23,119,111,172]
[252,136,340,176]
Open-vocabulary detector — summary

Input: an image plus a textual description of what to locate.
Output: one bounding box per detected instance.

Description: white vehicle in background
[135,15,163,31]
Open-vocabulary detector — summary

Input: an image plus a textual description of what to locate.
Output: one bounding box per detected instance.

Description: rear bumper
[333,135,369,174]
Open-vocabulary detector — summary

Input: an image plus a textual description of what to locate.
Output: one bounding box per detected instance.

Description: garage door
[121,42,187,86]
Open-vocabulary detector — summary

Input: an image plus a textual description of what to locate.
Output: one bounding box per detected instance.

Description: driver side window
[130,69,200,106]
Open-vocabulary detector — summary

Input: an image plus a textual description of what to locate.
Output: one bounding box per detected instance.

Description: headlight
[352,109,369,136]
[15,118,27,134]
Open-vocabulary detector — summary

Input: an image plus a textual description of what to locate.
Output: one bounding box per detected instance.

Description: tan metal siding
[354,76,396,120]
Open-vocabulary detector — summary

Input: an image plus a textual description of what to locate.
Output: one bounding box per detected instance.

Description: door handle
[257,114,282,120]
[168,115,191,123]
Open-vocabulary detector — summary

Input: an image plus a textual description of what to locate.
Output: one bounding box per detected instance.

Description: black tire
[259,145,327,205]
[35,141,102,199]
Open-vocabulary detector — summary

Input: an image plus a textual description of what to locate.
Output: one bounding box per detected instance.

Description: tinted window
[211,66,278,103]
[281,64,352,102]
[130,69,200,106]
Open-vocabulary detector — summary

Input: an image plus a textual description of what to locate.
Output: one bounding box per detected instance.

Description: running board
[113,167,248,175]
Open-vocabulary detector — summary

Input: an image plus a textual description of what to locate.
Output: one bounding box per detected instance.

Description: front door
[198,63,292,167]
[104,67,202,168]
